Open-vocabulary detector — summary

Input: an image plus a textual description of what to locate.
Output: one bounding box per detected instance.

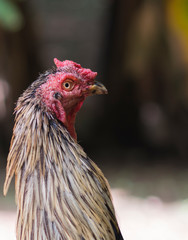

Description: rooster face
[38,58,107,139]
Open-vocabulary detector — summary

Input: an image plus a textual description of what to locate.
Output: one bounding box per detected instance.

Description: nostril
[53,92,62,100]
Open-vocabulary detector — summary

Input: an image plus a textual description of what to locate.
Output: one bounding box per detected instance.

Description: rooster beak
[88,81,108,95]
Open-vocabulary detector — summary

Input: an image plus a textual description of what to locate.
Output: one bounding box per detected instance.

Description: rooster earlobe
[54,58,64,68]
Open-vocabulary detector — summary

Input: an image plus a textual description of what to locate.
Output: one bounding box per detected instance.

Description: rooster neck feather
[4,91,82,193]
[4,94,122,239]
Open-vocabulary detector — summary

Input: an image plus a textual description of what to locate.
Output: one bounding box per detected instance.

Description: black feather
[110,220,124,240]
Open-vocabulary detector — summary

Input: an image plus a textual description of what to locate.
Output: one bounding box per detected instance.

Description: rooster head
[38,58,107,140]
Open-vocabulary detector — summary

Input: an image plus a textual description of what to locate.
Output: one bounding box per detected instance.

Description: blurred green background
[1,0,188,209]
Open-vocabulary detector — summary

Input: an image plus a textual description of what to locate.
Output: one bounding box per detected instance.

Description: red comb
[54,58,81,69]
[54,58,97,81]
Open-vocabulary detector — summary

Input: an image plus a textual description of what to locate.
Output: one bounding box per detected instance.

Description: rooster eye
[62,79,75,91]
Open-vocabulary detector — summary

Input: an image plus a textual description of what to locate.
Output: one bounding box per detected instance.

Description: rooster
[4,58,124,240]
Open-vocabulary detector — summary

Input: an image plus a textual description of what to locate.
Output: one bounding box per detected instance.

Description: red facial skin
[39,59,97,140]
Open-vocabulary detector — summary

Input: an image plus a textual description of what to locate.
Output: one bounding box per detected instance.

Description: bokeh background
[0,0,188,239]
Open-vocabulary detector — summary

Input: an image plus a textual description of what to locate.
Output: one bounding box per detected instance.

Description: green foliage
[0,0,24,31]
